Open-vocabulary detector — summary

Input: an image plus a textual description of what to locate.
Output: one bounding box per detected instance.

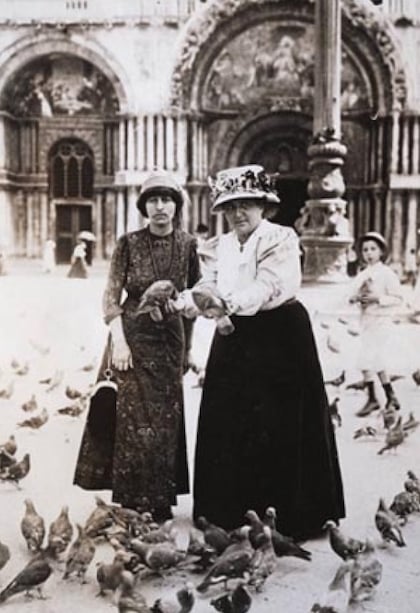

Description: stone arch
[170,0,407,115]
[0,32,134,113]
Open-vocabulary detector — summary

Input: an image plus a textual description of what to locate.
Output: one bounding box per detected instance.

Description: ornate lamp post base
[301,234,352,283]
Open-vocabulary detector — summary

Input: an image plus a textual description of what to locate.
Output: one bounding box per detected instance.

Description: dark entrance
[269,177,308,228]
[56,204,92,264]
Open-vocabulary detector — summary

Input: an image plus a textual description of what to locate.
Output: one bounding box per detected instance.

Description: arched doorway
[49,139,94,264]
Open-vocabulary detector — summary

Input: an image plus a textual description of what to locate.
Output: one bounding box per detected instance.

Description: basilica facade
[0,0,418,269]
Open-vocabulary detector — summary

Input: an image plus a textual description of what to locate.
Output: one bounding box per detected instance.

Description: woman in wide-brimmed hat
[74,170,200,521]
[178,164,345,540]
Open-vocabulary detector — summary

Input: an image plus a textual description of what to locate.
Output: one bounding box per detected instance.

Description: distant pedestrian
[349,232,403,417]
[42,239,56,274]
[67,239,88,278]
[0,248,6,276]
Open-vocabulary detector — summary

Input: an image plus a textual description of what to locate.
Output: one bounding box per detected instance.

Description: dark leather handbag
[87,359,117,444]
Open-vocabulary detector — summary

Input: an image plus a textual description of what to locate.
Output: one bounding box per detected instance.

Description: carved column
[299,0,352,282]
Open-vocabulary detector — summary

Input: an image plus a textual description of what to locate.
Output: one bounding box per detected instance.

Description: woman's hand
[111,337,133,370]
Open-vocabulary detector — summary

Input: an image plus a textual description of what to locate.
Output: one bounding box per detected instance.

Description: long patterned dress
[74,228,200,512]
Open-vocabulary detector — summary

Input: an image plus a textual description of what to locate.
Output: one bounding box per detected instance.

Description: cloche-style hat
[359,231,388,253]
[209,164,280,212]
[137,170,184,216]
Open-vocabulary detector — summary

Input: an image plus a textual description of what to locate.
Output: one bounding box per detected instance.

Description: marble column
[391,190,403,271]
[95,192,103,259]
[299,0,352,282]
[116,189,126,238]
[126,185,140,232]
[405,190,417,269]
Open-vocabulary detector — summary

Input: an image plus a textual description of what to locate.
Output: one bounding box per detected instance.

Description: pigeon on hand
[325,371,345,387]
[196,526,254,592]
[0,553,52,602]
[196,516,231,555]
[349,540,383,603]
[249,526,277,592]
[117,570,149,613]
[21,499,45,552]
[311,562,352,613]
[329,397,342,428]
[0,453,30,488]
[378,416,406,454]
[390,491,420,524]
[210,581,252,613]
[0,540,10,571]
[192,286,235,336]
[353,426,377,440]
[47,505,73,557]
[21,394,38,412]
[0,434,17,456]
[324,520,365,561]
[17,407,49,430]
[374,498,405,547]
[136,280,179,321]
[63,523,96,582]
[151,582,195,613]
[96,551,126,597]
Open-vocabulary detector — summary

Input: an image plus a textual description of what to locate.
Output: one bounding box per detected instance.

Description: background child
[349,231,403,417]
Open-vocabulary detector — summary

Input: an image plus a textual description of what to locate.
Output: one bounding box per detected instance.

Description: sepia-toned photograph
[0,0,420,611]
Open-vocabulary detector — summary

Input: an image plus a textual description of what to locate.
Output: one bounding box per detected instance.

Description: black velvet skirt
[193,300,345,539]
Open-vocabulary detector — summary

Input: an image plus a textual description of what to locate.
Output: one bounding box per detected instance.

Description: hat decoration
[209,164,280,211]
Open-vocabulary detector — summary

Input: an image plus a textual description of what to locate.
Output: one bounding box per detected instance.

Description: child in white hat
[349,232,403,416]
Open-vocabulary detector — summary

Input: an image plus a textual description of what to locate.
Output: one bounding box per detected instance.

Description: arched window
[50,139,94,199]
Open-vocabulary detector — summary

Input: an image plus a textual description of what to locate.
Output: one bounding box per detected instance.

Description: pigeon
[21,499,46,552]
[47,505,74,557]
[65,385,83,399]
[80,359,97,372]
[0,540,10,571]
[0,434,17,456]
[390,491,420,524]
[249,526,277,591]
[210,581,252,613]
[96,551,127,596]
[390,374,404,383]
[411,369,420,386]
[0,453,30,487]
[244,509,265,549]
[196,516,231,555]
[378,416,405,454]
[337,317,348,325]
[382,403,398,430]
[405,470,420,495]
[0,448,17,471]
[324,520,365,561]
[117,570,149,613]
[262,506,277,530]
[260,508,311,561]
[191,286,235,335]
[402,412,419,433]
[311,562,351,613]
[17,408,49,429]
[325,371,345,387]
[320,321,330,329]
[326,334,341,354]
[129,540,185,573]
[57,401,86,417]
[347,327,360,337]
[346,380,366,391]
[136,280,179,321]
[0,553,52,602]
[353,426,377,439]
[374,498,405,546]
[349,540,383,603]
[196,526,254,592]
[45,369,64,392]
[63,523,96,581]
[151,582,195,613]
[21,394,38,412]
[329,397,342,428]
[0,380,14,399]
[14,361,29,376]
[84,495,114,539]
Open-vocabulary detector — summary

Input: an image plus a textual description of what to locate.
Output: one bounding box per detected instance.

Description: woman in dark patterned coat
[74,171,200,521]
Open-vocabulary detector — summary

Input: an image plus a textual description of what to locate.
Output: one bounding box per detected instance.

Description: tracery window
[51,140,93,199]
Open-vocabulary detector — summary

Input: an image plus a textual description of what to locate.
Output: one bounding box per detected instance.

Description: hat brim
[212,190,280,212]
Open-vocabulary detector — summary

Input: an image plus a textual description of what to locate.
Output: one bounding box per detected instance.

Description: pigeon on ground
[353,426,377,440]
[14,361,29,376]
[311,562,351,613]
[325,371,345,387]
[346,380,366,391]
[196,516,231,555]
[65,385,83,399]
[324,520,365,561]
[390,491,420,524]
[404,470,420,495]
[249,525,277,591]
[21,394,38,412]
[338,317,348,325]
[349,540,383,604]
[210,581,252,613]
[129,539,185,573]
[329,397,342,428]
[84,495,114,539]
[80,359,97,372]
[402,412,419,433]
[0,453,30,487]
[326,334,341,354]
[96,551,126,597]
[45,369,64,392]
[191,286,235,335]
[0,434,17,456]
[17,408,49,430]
[117,570,149,613]
[196,527,254,592]
[63,524,96,582]
[411,369,420,386]
[262,506,277,530]
[0,540,10,571]
[320,321,330,329]
[57,401,86,417]
[21,499,45,552]
[47,505,73,557]
[244,509,265,549]
[0,380,14,399]
[0,448,17,471]
[374,498,405,546]
[378,416,405,454]
[151,582,195,613]
[261,509,311,560]
[0,553,52,602]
